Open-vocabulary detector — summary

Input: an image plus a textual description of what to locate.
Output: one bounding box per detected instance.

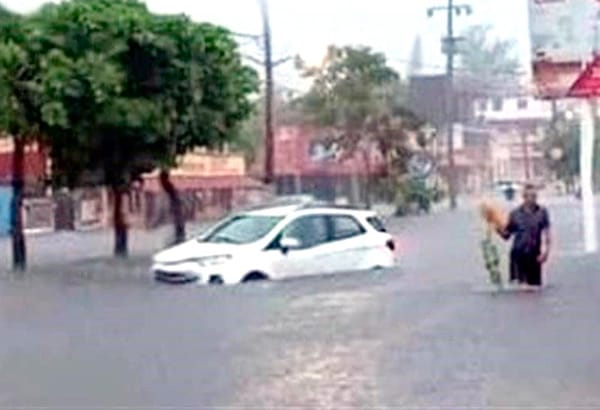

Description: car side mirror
[280,237,301,253]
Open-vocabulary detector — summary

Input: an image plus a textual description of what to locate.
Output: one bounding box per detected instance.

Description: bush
[394,177,438,216]
[431,185,445,203]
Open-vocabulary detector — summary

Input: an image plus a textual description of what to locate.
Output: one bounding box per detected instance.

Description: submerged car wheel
[209,275,224,285]
[242,271,269,283]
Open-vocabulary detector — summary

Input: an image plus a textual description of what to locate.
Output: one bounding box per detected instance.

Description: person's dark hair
[524,183,537,191]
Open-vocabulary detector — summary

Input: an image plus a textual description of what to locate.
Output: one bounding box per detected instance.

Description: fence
[23,198,55,234]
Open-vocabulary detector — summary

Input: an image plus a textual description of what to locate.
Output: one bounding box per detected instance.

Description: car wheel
[242,271,269,283]
[209,275,224,285]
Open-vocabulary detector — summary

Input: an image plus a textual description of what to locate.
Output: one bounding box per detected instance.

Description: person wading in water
[498,184,551,290]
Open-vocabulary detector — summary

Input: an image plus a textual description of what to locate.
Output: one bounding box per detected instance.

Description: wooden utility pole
[445,0,457,209]
[258,0,274,185]
[427,0,472,210]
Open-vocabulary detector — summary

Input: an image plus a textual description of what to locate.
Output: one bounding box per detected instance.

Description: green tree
[234,103,262,166]
[32,0,163,257]
[458,25,521,89]
[125,15,258,244]
[34,0,257,253]
[295,45,423,207]
[0,4,11,19]
[544,114,600,193]
[0,7,43,270]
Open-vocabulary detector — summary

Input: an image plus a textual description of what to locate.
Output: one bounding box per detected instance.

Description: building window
[477,99,487,111]
[492,98,503,112]
[517,98,528,110]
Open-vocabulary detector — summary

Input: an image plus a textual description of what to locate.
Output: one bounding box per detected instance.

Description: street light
[427,0,472,210]
[427,4,472,18]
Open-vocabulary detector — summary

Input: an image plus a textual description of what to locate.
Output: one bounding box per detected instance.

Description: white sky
[2,0,531,90]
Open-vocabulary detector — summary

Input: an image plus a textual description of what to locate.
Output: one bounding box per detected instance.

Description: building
[474,94,552,184]
[428,93,554,195]
[409,74,499,195]
[408,74,551,194]
[273,126,388,203]
[70,149,267,231]
[0,139,48,187]
[433,124,494,194]
[0,135,266,235]
[140,150,266,228]
[0,139,52,235]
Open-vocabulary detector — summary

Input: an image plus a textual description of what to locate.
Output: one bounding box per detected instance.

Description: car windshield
[202,215,283,244]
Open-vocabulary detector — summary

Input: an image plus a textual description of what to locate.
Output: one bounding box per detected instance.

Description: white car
[152,203,397,285]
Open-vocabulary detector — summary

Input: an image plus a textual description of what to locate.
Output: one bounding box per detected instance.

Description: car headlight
[195,255,233,267]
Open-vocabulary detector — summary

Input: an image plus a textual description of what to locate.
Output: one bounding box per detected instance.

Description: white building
[473,95,552,184]
[474,95,553,123]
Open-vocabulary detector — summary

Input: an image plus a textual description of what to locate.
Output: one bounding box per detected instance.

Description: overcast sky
[2,0,531,90]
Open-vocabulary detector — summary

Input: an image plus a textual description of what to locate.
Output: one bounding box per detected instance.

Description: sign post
[569,56,600,253]
[579,100,598,253]
[530,0,600,254]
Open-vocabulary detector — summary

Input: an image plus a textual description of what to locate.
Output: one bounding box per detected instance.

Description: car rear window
[367,216,387,232]
[330,215,365,240]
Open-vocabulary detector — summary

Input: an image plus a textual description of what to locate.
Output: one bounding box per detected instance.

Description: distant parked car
[153,203,397,285]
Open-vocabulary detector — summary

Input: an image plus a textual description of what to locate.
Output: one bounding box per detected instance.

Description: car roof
[243,204,377,218]
[246,205,301,217]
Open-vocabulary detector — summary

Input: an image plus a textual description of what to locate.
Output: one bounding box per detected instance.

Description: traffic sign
[568,55,600,98]
[407,152,435,179]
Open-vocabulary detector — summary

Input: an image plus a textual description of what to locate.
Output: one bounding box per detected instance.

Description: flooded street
[1,199,600,408]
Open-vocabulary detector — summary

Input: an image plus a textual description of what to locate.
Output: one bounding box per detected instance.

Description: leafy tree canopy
[458,25,521,92]
[0,0,259,257]
[30,0,258,188]
[295,45,423,161]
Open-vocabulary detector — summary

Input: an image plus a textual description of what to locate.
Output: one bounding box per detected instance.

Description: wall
[173,152,245,177]
[274,126,385,177]
[474,96,553,122]
[0,186,11,236]
[0,140,47,184]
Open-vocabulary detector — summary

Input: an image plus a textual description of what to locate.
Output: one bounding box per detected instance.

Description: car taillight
[386,239,395,252]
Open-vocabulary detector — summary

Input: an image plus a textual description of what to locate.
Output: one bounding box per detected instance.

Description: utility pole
[258,0,274,185]
[427,0,472,210]
[242,1,292,185]
[521,131,531,180]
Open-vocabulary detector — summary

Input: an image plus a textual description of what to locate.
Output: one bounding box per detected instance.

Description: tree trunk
[11,138,26,271]
[112,185,128,258]
[159,169,186,245]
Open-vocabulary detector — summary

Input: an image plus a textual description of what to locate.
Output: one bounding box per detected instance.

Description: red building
[0,140,52,235]
[0,140,48,188]
[273,126,385,201]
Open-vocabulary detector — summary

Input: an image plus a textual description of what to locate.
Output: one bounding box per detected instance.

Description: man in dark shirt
[498,184,551,289]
